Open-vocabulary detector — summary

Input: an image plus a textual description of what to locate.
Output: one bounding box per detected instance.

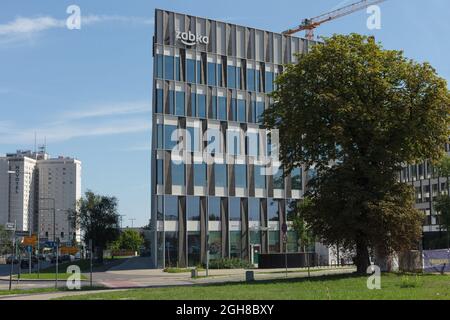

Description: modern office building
[0,150,81,244]
[150,9,314,268]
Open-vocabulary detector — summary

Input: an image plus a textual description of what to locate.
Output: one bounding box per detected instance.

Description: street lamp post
[6,170,15,291]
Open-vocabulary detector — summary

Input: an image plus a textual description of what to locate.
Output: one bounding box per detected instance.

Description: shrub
[208,258,253,269]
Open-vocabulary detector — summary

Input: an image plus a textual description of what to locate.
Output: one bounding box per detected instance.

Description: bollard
[246,271,255,282]
[191,269,198,278]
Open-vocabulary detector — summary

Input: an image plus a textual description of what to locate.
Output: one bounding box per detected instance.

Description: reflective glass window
[164,55,174,80]
[198,94,206,118]
[265,71,274,93]
[229,197,241,221]
[187,196,201,221]
[164,195,178,221]
[227,65,236,88]
[268,198,279,221]
[235,164,247,189]
[156,89,163,113]
[247,68,255,91]
[208,62,216,86]
[208,197,221,221]
[248,198,260,221]
[194,163,207,188]
[187,59,196,83]
[237,99,246,122]
[291,167,302,190]
[214,163,227,188]
[218,96,227,120]
[171,161,185,186]
[175,91,185,116]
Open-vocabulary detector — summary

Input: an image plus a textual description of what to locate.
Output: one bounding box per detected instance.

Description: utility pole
[129,218,136,228]
[55,238,59,289]
[119,215,126,229]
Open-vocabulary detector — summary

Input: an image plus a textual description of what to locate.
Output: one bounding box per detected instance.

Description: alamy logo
[176,30,209,46]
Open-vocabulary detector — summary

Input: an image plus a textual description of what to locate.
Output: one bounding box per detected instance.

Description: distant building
[0,150,82,244]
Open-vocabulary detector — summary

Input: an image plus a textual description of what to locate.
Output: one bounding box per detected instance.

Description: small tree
[112,229,144,252]
[0,225,12,256]
[69,191,120,263]
[291,199,315,253]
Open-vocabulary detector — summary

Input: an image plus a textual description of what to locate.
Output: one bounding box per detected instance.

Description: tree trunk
[355,239,370,274]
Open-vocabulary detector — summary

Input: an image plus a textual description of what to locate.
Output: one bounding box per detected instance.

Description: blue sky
[1,0,449,227]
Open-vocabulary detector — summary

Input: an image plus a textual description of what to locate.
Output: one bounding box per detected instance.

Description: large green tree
[69,191,120,263]
[264,34,450,273]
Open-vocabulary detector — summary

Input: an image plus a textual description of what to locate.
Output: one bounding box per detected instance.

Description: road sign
[60,246,79,255]
[15,230,29,237]
[281,223,288,234]
[44,241,57,248]
[22,235,37,246]
[5,222,15,231]
[26,245,33,253]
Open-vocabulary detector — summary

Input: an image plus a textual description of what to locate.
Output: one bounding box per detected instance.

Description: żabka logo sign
[176,30,209,46]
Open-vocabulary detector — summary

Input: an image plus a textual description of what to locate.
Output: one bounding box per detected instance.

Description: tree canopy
[264,34,450,272]
[69,190,120,262]
[112,229,144,252]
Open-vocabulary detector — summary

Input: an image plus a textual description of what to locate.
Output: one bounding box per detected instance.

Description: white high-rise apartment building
[38,157,82,244]
[0,150,81,244]
[0,151,38,232]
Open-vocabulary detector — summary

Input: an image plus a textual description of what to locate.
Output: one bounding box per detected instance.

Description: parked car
[20,259,34,269]
[6,256,18,265]
[49,255,62,264]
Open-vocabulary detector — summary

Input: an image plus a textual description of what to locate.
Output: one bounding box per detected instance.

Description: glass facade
[208,231,222,260]
[164,196,178,221]
[214,163,227,188]
[165,232,178,267]
[229,231,241,258]
[235,164,247,189]
[187,231,201,266]
[187,196,201,221]
[229,197,241,221]
[208,197,221,221]
[194,163,207,188]
[152,10,309,268]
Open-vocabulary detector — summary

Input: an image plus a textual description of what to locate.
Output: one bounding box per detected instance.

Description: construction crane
[282,0,386,40]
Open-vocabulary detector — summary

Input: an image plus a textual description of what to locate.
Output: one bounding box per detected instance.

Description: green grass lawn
[57,273,450,300]
[11,258,126,281]
[0,286,106,296]
[0,287,58,296]
[14,273,87,280]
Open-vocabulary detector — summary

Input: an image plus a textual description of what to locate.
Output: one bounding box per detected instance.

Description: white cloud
[0,100,151,145]
[0,14,153,45]
[61,101,150,120]
[0,16,64,35]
